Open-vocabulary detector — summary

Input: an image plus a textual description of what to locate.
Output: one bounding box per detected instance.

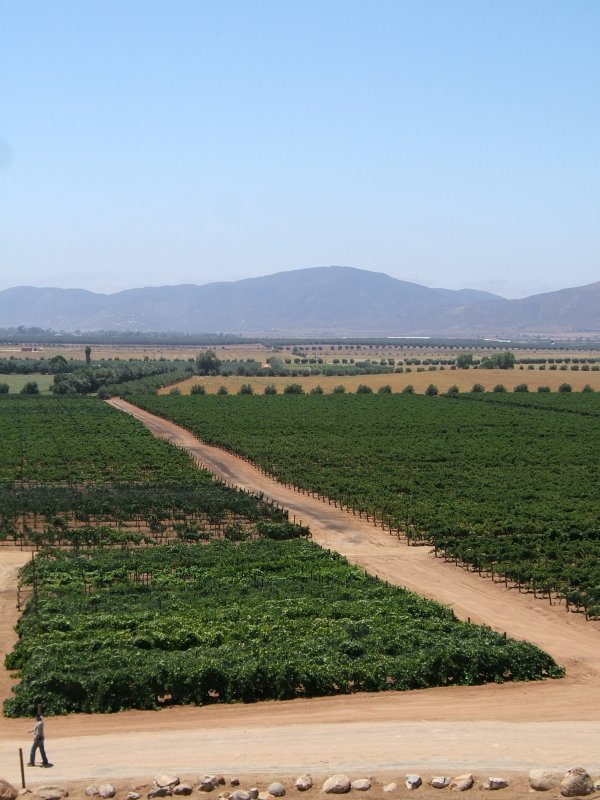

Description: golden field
[159,365,600,396]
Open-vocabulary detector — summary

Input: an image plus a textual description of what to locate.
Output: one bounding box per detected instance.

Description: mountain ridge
[0,266,597,337]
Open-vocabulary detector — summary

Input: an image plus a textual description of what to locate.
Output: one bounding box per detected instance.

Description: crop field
[159,366,600,396]
[5,341,600,366]
[1,394,566,717]
[0,396,293,546]
[134,393,600,617]
[4,539,562,716]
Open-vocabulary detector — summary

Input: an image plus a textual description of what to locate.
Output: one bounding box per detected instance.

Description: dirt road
[1,397,599,785]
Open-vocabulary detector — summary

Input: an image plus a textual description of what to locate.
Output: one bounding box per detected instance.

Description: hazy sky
[1,1,599,298]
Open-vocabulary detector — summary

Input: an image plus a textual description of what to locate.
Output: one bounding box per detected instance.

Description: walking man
[28,714,50,767]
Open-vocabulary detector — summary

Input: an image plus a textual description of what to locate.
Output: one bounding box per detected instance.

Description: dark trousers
[30,737,48,765]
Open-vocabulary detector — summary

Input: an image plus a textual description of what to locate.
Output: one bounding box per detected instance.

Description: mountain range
[0,266,598,337]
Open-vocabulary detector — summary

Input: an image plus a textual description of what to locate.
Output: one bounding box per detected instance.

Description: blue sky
[1,0,598,298]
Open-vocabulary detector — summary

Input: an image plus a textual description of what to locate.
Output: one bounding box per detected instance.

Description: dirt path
[1,398,599,784]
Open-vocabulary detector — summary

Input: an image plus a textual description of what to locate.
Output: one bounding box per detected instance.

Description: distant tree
[558,383,572,393]
[424,384,438,396]
[356,384,373,394]
[537,386,551,393]
[445,385,459,396]
[492,384,506,393]
[20,381,39,395]
[196,350,221,376]
[332,385,346,394]
[377,384,392,394]
[401,384,414,394]
[471,383,485,393]
[190,384,206,395]
[85,346,92,365]
[480,351,515,370]
[264,384,278,395]
[283,383,304,394]
[49,354,70,373]
[169,387,181,396]
[0,383,9,395]
[238,383,253,395]
[216,385,229,395]
[310,385,324,395]
[513,383,529,393]
[455,353,474,369]
[582,384,594,393]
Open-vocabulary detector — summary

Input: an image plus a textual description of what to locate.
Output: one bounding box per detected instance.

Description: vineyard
[132,393,600,617]
[0,396,295,547]
[4,539,562,716]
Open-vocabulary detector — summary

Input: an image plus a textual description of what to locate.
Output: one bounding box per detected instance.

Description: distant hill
[0,266,598,337]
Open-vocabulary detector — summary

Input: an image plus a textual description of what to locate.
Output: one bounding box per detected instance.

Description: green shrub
[425,384,438,396]
[283,383,304,394]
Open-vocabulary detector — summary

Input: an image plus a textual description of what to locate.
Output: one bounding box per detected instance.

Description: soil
[1,397,599,789]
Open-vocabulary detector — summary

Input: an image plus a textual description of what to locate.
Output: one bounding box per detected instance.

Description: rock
[561,769,594,797]
[229,792,251,800]
[215,779,226,788]
[450,774,474,792]
[230,781,240,788]
[0,781,18,800]
[405,776,422,791]
[148,790,172,799]
[431,778,451,790]
[529,771,562,792]
[351,781,371,792]
[18,793,31,799]
[248,790,259,800]
[127,794,141,800]
[594,781,600,792]
[257,793,271,800]
[198,779,217,793]
[267,784,285,798]
[98,786,116,799]
[155,778,179,791]
[483,778,509,791]
[173,788,193,797]
[322,776,351,795]
[35,789,68,800]
[382,784,397,794]
[218,795,230,800]
[294,777,312,793]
